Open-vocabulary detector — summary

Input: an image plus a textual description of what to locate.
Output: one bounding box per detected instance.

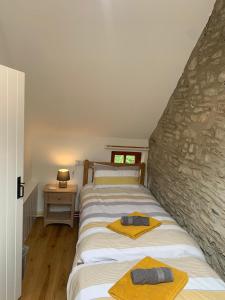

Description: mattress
[75,184,204,264]
[67,256,225,300]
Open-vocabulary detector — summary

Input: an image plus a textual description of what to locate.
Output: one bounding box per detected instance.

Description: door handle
[20,184,25,198]
[17,177,25,199]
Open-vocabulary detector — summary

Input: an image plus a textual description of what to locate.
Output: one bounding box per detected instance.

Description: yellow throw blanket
[109,257,189,300]
[107,212,161,239]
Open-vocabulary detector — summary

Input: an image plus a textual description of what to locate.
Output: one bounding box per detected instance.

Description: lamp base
[59,181,67,188]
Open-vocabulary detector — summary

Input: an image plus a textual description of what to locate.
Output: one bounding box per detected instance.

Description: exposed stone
[215,0,224,12]
[183,128,197,138]
[218,71,225,83]
[215,128,225,140]
[174,113,183,122]
[211,31,220,39]
[189,144,194,153]
[211,58,221,65]
[193,107,205,113]
[216,103,225,113]
[193,85,200,95]
[189,78,197,85]
[206,72,215,83]
[199,56,209,65]
[203,88,218,97]
[190,112,210,123]
[148,0,225,280]
[188,56,198,71]
[212,50,223,59]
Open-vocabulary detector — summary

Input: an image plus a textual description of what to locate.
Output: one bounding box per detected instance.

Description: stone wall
[148,0,225,279]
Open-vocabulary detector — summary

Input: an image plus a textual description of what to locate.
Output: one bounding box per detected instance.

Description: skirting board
[36,211,44,217]
[36,211,79,218]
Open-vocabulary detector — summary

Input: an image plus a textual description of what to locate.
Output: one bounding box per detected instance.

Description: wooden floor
[21,218,78,300]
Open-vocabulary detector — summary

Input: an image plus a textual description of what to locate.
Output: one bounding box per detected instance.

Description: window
[111,151,141,164]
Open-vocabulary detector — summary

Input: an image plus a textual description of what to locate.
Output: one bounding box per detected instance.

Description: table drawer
[47,193,73,203]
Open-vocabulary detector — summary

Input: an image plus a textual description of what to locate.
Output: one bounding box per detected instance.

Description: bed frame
[83,160,145,186]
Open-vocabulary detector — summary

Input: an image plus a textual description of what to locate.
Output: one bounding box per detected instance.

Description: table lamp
[57,169,70,188]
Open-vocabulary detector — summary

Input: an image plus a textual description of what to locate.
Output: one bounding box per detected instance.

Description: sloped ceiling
[0,0,215,138]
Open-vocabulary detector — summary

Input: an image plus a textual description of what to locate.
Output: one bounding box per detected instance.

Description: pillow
[93,164,140,187]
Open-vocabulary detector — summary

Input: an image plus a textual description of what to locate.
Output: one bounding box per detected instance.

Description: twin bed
[67,160,225,300]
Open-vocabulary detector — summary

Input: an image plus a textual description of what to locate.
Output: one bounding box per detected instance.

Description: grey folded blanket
[131,267,174,285]
[121,216,149,226]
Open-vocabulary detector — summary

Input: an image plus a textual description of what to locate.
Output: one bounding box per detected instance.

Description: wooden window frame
[111,151,142,164]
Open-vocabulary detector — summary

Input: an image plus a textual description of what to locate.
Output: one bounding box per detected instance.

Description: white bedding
[75,184,205,264]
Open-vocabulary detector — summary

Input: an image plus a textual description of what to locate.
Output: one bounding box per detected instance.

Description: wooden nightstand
[44,184,77,228]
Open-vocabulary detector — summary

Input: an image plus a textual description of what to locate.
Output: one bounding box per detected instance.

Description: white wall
[31,129,148,214]
[24,116,33,183]
[0,30,32,185]
[0,0,215,205]
[0,28,9,66]
[0,0,215,140]
[0,0,215,215]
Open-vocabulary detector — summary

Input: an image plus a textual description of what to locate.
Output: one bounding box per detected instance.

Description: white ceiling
[0,0,215,138]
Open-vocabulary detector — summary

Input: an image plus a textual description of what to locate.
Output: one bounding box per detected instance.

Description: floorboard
[21,217,78,300]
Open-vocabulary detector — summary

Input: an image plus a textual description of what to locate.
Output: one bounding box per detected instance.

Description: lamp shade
[57,169,70,181]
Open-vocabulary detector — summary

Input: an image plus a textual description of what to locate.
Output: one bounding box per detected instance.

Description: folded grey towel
[131,267,174,285]
[121,216,149,226]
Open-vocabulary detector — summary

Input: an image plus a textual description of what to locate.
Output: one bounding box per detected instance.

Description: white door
[0,65,25,300]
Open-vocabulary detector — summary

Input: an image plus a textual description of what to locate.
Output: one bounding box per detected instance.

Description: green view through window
[111,151,141,164]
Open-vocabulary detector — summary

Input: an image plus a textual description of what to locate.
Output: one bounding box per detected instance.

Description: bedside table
[44,184,77,228]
